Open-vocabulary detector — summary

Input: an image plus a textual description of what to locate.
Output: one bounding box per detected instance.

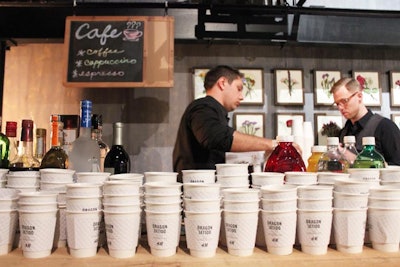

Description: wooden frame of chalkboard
[63,16,174,88]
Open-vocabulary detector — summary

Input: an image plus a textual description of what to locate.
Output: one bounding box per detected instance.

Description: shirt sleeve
[375,119,400,165]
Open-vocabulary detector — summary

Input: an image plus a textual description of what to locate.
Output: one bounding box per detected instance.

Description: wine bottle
[5,121,18,164]
[35,128,46,163]
[91,114,110,172]
[0,117,10,168]
[104,122,131,174]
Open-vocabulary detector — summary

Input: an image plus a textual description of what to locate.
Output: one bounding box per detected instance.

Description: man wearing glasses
[330,77,400,165]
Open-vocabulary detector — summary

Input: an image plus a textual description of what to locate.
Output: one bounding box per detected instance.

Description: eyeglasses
[332,91,359,107]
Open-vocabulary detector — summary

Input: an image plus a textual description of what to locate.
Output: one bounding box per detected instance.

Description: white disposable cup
[284,172,318,185]
[368,197,400,209]
[6,176,39,187]
[347,168,381,182]
[317,172,350,185]
[66,196,102,212]
[145,201,182,212]
[223,200,259,212]
[18,202,58,211]
[181,169,216,184]
[0,198,18,210]
[66,183,102,197]
[144,182,182,195]
[251,172,285,186]
[0,210,18,255]
[7,186,39,192]
[0,188,19,199]
[260,184,298,200]
[183,198,221,212]
[8,171,40,177]
[333,208,367,254]
[369,185,400,199]
[297,209,333,255]
[368,207,400,252]
[104,210,141,258]
[183,183,221,200]
[380,168,400,182]
[261,198,297,212]
[0,169,8,181]
[145,210,181,257]
[144,172,178,184]
[144,193,182,203]
[103,180,142,195]
[297,198,333,210]
[103,203,141,213]
[39,168,75,183]
[224,210,259,256]
[19,209,57,259]
[109,173,144,183]
[297,185,333,199]
[261,209,297,255]
[334,178,371,195]
[215,163,249,176]
[221,188,260,201]
[103,194,141,205]
[380,181,400,186]
[75,172,111,183]
[216,174,249,187]
[184,210,221,258]
[0,180,6,188]
[39,181,68,192]
[66,210,102,258]
[333,191,369,209]
[18,191,58,203]
[53,207,67,248]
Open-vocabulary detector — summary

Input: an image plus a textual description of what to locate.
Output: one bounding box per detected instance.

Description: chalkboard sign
[63,16,174,88]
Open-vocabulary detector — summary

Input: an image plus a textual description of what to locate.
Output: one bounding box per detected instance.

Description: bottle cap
[80,100,93,128]
[362,136,375,146]
[311,145,327,153]
[343,135,356,144]
[91,114,102,129]
[327,137,339,146]
[276,135,294,142]
[36,128,46,137]
[21,119,34,142]
[6,121,17,137]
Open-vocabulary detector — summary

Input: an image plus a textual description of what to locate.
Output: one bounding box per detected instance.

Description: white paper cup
[297,185,333,199]
[183,183,221,200]
[144,172,178,184]
[223,200,259,212]
[6,186,38,192]
[0,210,18,255]
[380,168,400,182]
[0,198,18,210]
[221,188,259,201]
[181,169,216,184]
[19,209,57,258]
[368,197,400,208]
[261,198,297,212]
[53,207,67,248]
[109,173,144,183]
[103,194,141,205]
[39,168,75,183]
[333,208,367,254]
[251,172,285,186]
[184,210,221,258]
[8,171,40,177]
[18,191,58,203]
[216,174,249,187]
[224,210,258,256]
[145,210,181,257]
[261,209,297,255]
[103,180,142,195]
[66,210,102,258]
[39,181,68,192]
[103,203,141,213]
[104,210,141,258]
[297,209,333,255]
[6,175,39,187]
[144,182,182,195]
[348,168,381,182]
[297,198,333,210]
[66,183,102,197]
[18,201,58,211]
[334,178,372,195]
[183,198,221,212]
[75,172,111,184]
[284,172,318,185]
[145,201,182,212]
[0,169,9,181]
[216,163,249,176]
[333,191,369,209]
[369,185,400,199]
[0,188,19,199]
[66,196,102,212]
[144,193,182,203]
[317,172,350,185]
[368,207,400,252]
[260,184,298,200]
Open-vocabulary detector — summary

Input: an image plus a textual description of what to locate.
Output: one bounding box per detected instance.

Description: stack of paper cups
[144,172,178,184]
[0,169,9,188]
[260,184,297,255]
[215,164,249,189]
[6,171,40,192]
[181,169,216,184]
[284,172,318,186]
[317,172,350,186]
[379,167,400,186]
[18,191,58,258]
[0,188,19,255]
[108,173,144,184]
[75,172,111,184]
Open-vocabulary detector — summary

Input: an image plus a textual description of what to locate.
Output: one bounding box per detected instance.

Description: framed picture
[314,113,344,145]
[314,70,342,106]
[389,71,400,107]
[274,69,304,105]
[239,68,264,105]
[233,112,265,138]
[392,114,400,129]
[352,71,381,106]
[193,68,209,100]
[275,112,305,138]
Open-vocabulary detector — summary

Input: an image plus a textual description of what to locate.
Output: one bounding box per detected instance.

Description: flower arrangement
[280,70,298,96]
[356,74,378,100]
[321,121,341,137]
[239,120,260,136]
[320,73,336,97]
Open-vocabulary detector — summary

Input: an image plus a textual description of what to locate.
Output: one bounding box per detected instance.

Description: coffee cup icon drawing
[123,29,143,41]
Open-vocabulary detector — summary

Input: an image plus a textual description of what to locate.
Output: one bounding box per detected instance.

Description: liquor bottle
[60,115,79,155]
[0,118,10,168]
[91,114,110,172]
[35,128,46,163]
[104,122,131,174]
[306,145,327,172]
[317,137,349,173]
[9,119,40,170]
[353,137,385,169]
[5,121,18,164]
[40,115,69,169]
[343,135,359,167]
[264,135,306,173]
[68,100,101,172]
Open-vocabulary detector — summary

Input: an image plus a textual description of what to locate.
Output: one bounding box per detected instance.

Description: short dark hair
[204,65,243,91]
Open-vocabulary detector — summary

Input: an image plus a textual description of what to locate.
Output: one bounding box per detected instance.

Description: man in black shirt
[173,66,275,180]
[331,77,400,165]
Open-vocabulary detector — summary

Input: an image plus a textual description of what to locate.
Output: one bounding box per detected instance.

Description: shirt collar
[355,109,373,129]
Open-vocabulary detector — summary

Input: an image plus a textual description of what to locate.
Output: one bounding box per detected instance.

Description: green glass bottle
[353,137,385,169]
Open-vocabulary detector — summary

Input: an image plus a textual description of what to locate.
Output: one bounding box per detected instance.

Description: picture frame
[389,71,400,107]
[193,68,209,100]
[392,114,400,129]
[275,112,305,138]
[274,69,304,106]
[352,71,381,106]
[238,68,264,105]
[233,112,265,138]
[313,70,342,106]
[314,113,344,145]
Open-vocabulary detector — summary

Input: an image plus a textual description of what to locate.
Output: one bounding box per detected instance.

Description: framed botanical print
[390,71,400,107]
[353,71,381,106]
[275,112,305,138]
[314,113,344,145]
[192,68,209,100]
[239,68,264,105]
[233,112,265,138]
[314,70,342,106]
[274,69,304,106]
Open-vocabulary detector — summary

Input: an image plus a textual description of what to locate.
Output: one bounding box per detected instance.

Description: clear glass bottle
[306,145,327,172]
[264,135,306,173]
[343,135,359,167]
[35,128,46,163]
[40,115,69,169]
[104,122,131,174]
[317,137,349,173]
[91,114,110,172]
[0,117,10,168]
[5,121,18,164]
[60,115,79,155]
[68,100,101,172]
[9,119,40,171]
[353,136,385,169]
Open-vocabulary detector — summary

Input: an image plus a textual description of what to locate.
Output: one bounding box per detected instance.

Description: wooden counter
[2,240,400,267]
